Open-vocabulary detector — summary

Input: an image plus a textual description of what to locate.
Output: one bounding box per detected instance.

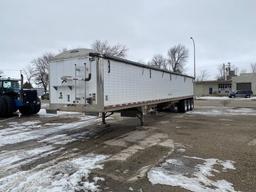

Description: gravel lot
[0,99,255,192]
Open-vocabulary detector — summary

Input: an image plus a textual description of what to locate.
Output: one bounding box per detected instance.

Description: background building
[194,80,232,96]
[232,73,256,94]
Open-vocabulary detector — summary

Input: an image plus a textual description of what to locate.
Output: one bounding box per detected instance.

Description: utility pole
[190,37,196,79]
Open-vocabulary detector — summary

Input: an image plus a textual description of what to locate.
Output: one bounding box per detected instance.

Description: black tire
[32,97,41,114]
[188,99,192,111]
[191,99,194,110]
[0,97,7,117]
[187,100,190,111]
[20,97,41,116]
[184,100,188,112]
[2,96,16,117]
[177,100,186,113]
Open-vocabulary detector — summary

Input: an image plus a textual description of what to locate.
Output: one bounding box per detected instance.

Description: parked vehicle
[0,75,41,117]
[48,48,194,125]
[229,90,253,98]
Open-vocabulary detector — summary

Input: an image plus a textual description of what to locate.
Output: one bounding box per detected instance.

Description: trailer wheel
[2,96,16,117]
[177,100,186,113]
[185,100,189,111]
[191,99,194,110]
[187,99,191,111]
[0,96,7,117]
[32,97,41,114]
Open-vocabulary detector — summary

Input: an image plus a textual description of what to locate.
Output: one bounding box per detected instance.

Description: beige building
[194,80,232,96]
[232,73,256,94]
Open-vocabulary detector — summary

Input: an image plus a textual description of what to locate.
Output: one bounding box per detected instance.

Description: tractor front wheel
[20,97,41,116]
[32,97,41,114]
[0,96,7,117]
[2,96,16,117]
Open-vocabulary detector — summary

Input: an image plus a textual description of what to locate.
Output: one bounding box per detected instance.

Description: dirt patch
[0,101,256,191]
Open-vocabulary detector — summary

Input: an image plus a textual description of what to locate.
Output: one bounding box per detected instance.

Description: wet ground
[0,99,256,192]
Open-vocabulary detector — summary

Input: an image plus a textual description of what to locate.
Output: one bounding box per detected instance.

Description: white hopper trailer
[48,48,194,125]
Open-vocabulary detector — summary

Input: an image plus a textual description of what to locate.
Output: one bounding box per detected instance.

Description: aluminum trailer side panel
[103,58,193,108]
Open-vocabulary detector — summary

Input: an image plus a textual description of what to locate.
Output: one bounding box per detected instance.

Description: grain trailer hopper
[48,48,194,125]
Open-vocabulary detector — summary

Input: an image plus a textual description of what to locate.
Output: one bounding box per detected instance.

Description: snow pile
[0,154,108,192]
[148,156,238,192]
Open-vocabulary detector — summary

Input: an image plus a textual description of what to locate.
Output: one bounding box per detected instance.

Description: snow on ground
[197,96,256,100]
[0,147,64,179]
[188,107,256,116]
[148,156,238,192]
[197,96,231,100]
[39,134,78,145]
[0,145,54,168]
[0,115,99,147]
[0,112,108,191]
[0,153,108,192]
[41,102,49,109]
[38,109,83,117]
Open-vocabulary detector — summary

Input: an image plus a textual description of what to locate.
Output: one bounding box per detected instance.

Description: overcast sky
[0,0,256,79]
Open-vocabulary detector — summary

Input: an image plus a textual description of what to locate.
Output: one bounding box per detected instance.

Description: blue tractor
[0,75,41,117]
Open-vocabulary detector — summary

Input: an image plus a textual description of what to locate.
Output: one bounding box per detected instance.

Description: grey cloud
[0,0,256,78]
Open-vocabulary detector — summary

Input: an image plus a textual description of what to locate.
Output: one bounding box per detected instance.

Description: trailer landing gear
[101,112,113,126]
[120,107,145,126]
[136,110,144,126]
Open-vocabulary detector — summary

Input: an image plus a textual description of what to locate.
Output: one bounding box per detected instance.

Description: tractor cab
[0,78,20,96]
[0,75,41,117]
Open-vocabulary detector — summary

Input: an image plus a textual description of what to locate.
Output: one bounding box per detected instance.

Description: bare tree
[167,44,188,73]
[91,40,128,58]
[216,64,225,80]
[196,70,208,81]
[23,65,34,84]
[148,54,167,69]
[0,70,3,77]
[31,53,54,94]
[251,63,256,73]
